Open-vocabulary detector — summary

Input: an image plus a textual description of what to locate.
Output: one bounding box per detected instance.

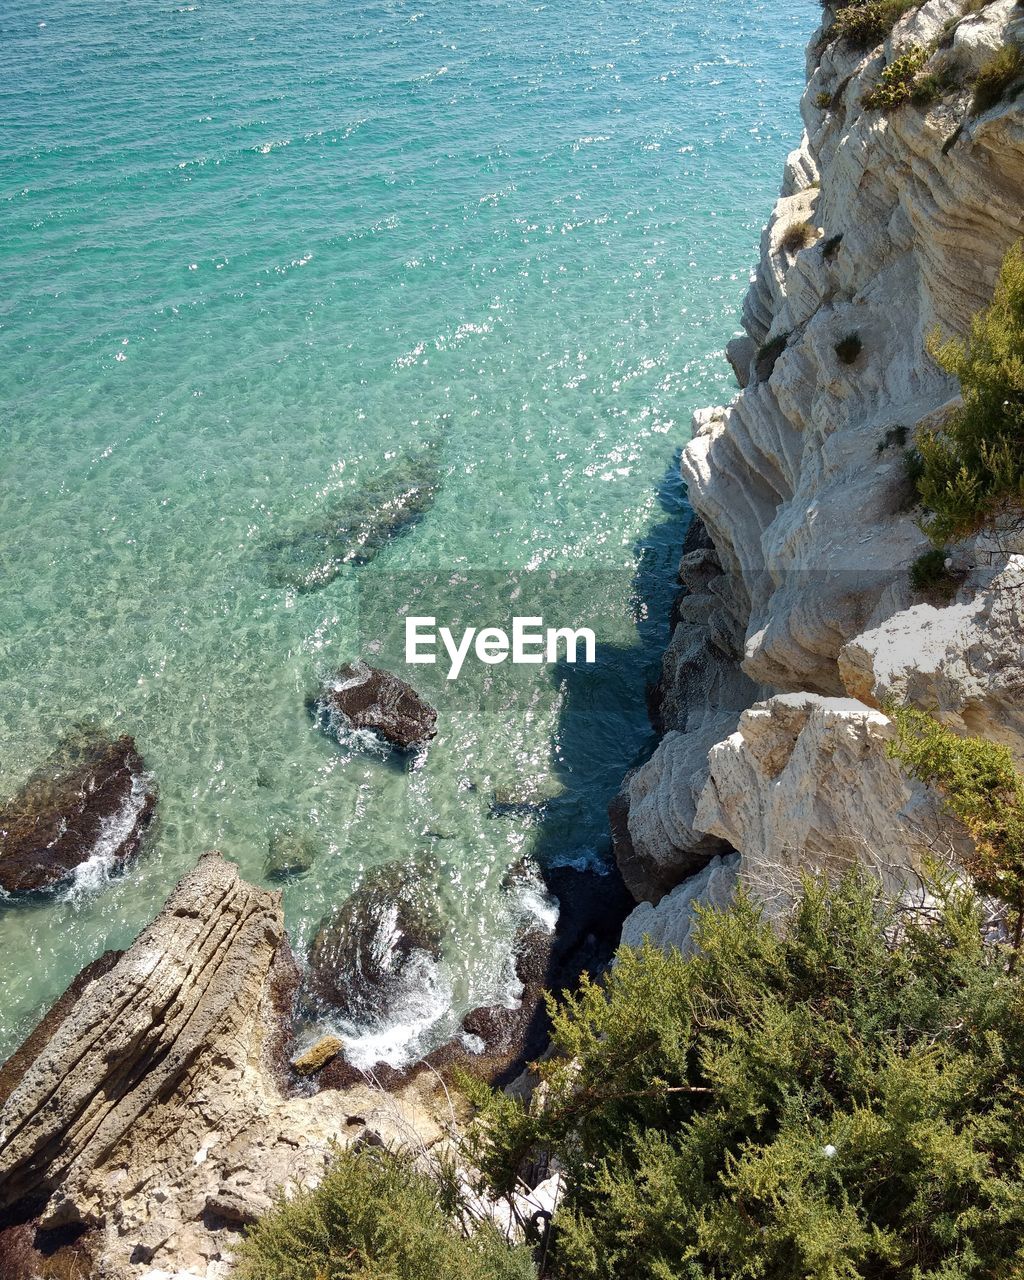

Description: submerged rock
[262,442,443,593]
[0,728,157,895]
[265,828,319,880]
[317,659,438,751]
[306,859,445,1026]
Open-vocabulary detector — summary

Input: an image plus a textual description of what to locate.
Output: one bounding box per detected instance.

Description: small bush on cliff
[887,706,1024,917]
[908,545,958,597]
[466,873,1024,1280]
[971,43,1024,114]
[236,1146,536,1280]
[915,240,1024,543]
[835,330,863,363]
[830,0,918,49]
[862,45,930,110]
[779,219,818,255]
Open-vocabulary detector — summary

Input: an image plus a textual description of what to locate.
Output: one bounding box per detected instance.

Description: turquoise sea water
[0,0,813,1064]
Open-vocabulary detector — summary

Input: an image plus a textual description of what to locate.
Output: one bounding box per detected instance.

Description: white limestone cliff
[618,0,1024,945]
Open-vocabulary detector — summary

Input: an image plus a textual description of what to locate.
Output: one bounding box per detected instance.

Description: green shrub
[814,89,833,108]
[862,45,930,110]
[888,706,1024,911]
[916,240,1024,543]
[908,545,956,596]
[835,331,863,363]
[821,231,843,261]
[236,1146,536,1280]
[466,873,1024,1280]
[779,219,818,254]
[755,332,789,382]
[831,0,918,49]
[910,71,943,104]
[971,43,1024,114]
[876,423,909,453]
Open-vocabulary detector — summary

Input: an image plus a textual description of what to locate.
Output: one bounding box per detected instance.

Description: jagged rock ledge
[0,853,447,1280]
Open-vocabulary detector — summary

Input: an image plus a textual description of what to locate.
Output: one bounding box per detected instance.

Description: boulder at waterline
[306,858,445,1026]
[0,727,157,895]
[317,658,438,751]
[291,1034,344,1076]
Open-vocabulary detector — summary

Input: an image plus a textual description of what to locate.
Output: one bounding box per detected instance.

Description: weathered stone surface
[680,0,1024,698]
[0,853,446,1280]
[291,1034,344,1076]
[838,556,1024,764]
[614,0,1024,938]
[695,694,969,911]
[306,859,445,1024]
[620,854,739,954]
[0,728,156,895]
[612,718,735,904]
[318,659,438,751]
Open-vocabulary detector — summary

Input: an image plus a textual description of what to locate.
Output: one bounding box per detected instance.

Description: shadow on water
[488,449,695,1082]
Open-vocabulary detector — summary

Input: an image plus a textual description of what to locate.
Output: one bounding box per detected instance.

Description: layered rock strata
[0,853,445,1280]
[618,0,1024,941]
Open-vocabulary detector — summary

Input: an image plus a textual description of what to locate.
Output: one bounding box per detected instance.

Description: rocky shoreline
[3,0,1024,1273]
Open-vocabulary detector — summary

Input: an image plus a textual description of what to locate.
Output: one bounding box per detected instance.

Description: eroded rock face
[0,729,156,894]
[0,852,446,1280]
[306,859,445,1026]
[615,0,1024,927]
[696,694,969,911]
[620,854,739,955]
[838,556,1024,763]
[680,0,1024,698]
[317,659,438,751]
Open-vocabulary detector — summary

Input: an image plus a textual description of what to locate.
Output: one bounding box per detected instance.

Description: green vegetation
[908,546,957,596]
[236,1146,536,1280]
[830,0,918,50]
[815,89,832,108]
[876,423,909,454]
[779,219,818,254]
[821,231,843,261]
[915,241,1024,543]
[862,46,930,111]
[971,43,1024,114]
[466,872,1024,1280]
[755,332,789,382]
[835,331,863,364]
[888,706,1024,915]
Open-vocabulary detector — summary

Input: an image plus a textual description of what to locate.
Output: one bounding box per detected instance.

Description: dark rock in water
[0,729,157,895]
[461,1003,522,1055]
[456,860,632,1086]
[306,859,444,1026]
[262,442,443,593]
[265,829,319,881]
[318,659,438,752]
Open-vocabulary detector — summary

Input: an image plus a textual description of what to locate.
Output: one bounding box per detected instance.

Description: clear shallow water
[0,0,813,1064]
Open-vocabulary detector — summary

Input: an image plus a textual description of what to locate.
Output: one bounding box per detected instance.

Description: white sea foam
[336,949,454,1069]
[60,774,152,902]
